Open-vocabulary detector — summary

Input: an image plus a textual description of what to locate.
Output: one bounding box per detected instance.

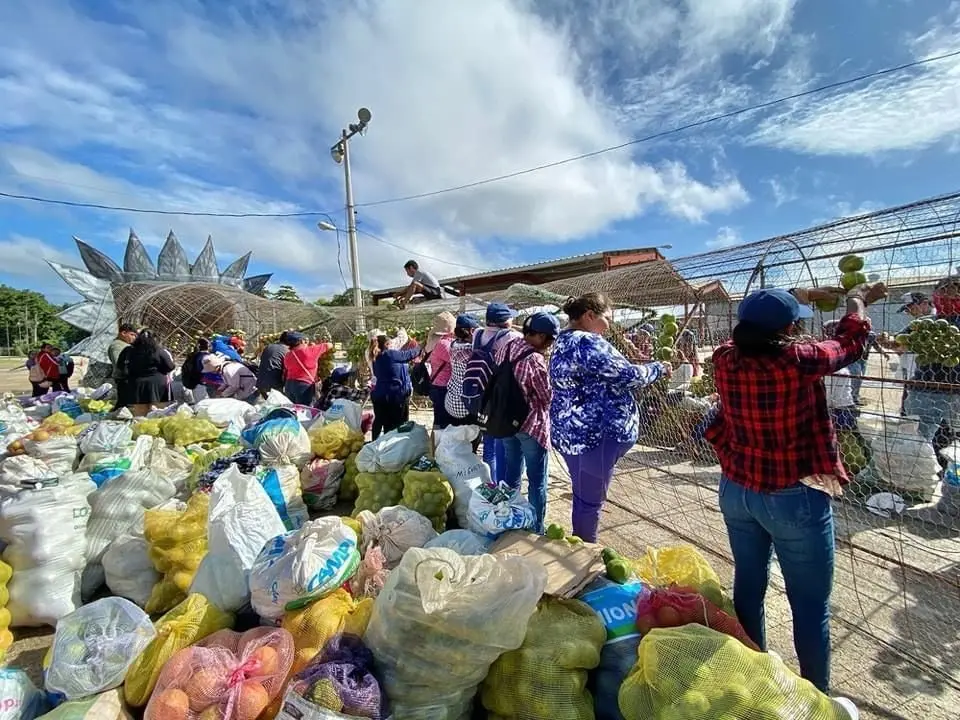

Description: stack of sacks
[0,472,96,626]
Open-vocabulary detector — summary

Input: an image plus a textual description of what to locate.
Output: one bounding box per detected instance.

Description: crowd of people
[51,273,959,698]
[26,344,75,396]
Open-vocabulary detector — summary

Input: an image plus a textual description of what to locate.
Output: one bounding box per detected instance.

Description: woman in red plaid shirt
[706,282,886,693]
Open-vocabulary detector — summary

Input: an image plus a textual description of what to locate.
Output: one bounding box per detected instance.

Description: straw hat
[425,312,456,352]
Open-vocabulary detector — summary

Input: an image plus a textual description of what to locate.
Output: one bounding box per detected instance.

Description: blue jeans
[284,380,315,406]
[501,432,548,534]
[904,389,960,442]
[482,434,507,484]
[718,477,835,693]
[848,359,866,402]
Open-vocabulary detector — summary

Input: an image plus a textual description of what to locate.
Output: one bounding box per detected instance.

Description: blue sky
[1,0,959,304]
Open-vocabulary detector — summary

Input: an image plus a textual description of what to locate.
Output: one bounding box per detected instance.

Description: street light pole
[330,108,371,334]
[340,129,364,333]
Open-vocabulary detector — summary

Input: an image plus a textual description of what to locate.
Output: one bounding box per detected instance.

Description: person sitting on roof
[396,260,442,309]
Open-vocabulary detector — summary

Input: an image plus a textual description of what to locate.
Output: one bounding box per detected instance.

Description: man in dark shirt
[257,331,290,398]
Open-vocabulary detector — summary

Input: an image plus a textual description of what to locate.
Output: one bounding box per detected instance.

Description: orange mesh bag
[634,585,759,650]
[144,627,295,720]
[618,625,850,720]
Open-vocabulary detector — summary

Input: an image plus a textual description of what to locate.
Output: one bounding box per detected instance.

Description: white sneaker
[833,697,859,720]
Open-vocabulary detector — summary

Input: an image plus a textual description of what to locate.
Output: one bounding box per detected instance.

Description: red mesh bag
[634,585,760,651]
[144,627,295,720]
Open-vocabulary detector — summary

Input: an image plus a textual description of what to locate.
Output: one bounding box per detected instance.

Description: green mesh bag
[481,597,607,720]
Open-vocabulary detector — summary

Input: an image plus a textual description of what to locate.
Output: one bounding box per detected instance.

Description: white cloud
[0,235,78,300]
[0,0,753,257]
[766,177,798,207]
[706,227,742,249]
[752,8,960,155]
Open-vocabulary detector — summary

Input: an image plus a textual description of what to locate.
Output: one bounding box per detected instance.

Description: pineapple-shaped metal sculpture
[48,229,327,363]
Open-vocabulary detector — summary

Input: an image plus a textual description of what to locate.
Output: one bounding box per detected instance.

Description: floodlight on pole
[329,108,372,333]
[317,221,337,232]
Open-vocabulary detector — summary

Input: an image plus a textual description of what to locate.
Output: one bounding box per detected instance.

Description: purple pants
[561,437,634,542]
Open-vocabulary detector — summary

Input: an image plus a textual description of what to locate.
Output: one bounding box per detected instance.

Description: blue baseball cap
[485,302,517,325]
[525,312,560,338]
[738,289,805,331]
[455,314,480,330]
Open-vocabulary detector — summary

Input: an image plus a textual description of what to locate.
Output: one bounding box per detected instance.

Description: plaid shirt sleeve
[790,313,870,375]
[512,345,552,448]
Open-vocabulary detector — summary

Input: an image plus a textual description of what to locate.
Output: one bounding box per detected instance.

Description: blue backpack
[461,329,509,416]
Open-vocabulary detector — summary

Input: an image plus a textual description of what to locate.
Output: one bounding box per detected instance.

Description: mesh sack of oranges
[634,586,759,650]
[618,625,852,720]
[143,493,210,614]
[124,593,233,707]
[0,560,12,662]
[285,634,384,720]
[145,627,294,720]
[632,544,733,615]
[481,597,607,720]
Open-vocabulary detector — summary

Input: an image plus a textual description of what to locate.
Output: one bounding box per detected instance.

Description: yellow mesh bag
[0,559,11,662]
[481,597,607,720]
[632,545,731,614]
[618,625,848,720]
[143,494,209,614]
[261,589,373,720]
[123,593,233,707]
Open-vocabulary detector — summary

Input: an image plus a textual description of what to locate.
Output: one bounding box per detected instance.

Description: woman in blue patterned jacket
[550,293,670,542]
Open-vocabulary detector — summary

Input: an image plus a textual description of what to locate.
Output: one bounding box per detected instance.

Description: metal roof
[371,247,664,301]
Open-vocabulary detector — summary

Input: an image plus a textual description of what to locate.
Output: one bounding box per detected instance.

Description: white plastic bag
[189,465,286,612]
[323,399,363,432]
[144,438,193,496]
[24,436,78,476]
[467,483,536,538]
[77,436,153,488]
[435,426,489,527]
[242,412,312,467]
[356,423,429,473]
[258,465,309,530]
[356,506,438,568]
[0,669,47,720]
[249,517,361,621]
[195,398,257,428]
[0,456,57,488]
[425,529,493,556]
[365,548,547,719]
[299,458,344,511]
[78,421,134,455]
[44,597,156,700]
[862,418,940,497]
[102,531,159,608]
[82,469,178,598]
[0,473,96,626]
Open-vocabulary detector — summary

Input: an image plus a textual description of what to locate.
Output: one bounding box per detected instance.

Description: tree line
[0,285,89,355]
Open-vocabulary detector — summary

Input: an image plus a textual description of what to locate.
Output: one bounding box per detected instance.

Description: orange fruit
[184,668,226,711]
[150,689,190,720]
[249,646,279,677]
[235,681,270,720]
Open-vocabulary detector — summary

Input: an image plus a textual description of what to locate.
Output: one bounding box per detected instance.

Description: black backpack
[482,346,536,438]
[410,353,432,396]
[181,351,202,390]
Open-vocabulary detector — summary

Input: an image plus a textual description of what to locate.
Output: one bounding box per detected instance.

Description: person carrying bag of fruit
[704,281,887,695]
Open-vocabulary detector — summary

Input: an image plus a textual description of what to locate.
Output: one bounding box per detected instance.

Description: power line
[355,48,960,208]
[1,47,958,219]
[354,226,486,271]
